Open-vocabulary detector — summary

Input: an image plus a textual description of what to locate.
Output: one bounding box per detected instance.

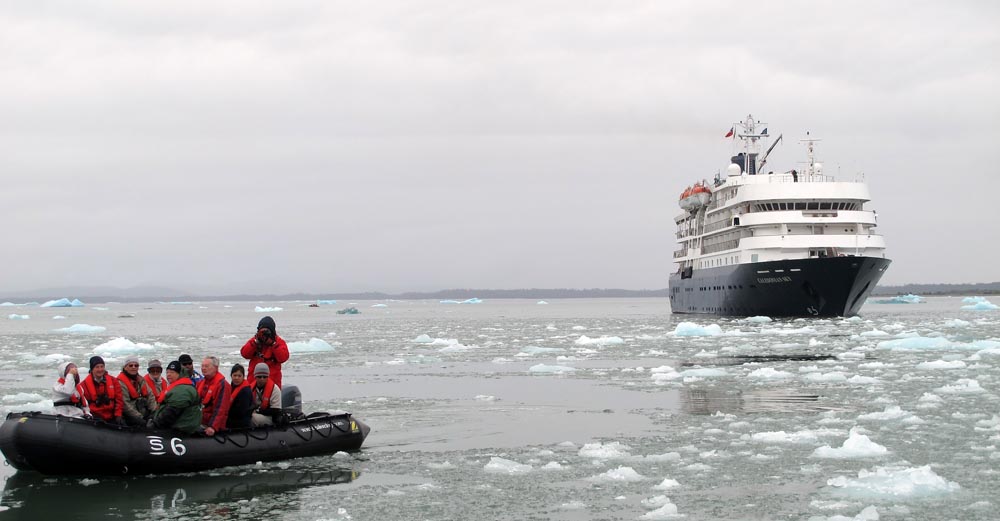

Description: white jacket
[52,362,90,418]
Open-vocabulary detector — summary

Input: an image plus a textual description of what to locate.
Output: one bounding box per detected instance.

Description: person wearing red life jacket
[117,355,158,426]
[250,363,283,427]
[240,316,290,388]
[52,361,91,418]
[227,364,254,430]
[79,356,124,425]
[196,356,232,436]
[144,359,165,402]
[147,361,201,434]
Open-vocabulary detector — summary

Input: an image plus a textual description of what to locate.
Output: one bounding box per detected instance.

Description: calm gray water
[1,297,998,520]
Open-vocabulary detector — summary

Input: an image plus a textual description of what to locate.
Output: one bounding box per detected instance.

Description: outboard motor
[282,385,302,418]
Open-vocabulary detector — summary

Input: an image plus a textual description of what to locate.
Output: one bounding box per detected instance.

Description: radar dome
[726,163,742,177]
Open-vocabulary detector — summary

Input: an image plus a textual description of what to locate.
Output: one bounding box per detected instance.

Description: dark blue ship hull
[669,256,891,317]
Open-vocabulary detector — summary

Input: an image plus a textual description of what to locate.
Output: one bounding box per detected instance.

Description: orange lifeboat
[678,181,712,211]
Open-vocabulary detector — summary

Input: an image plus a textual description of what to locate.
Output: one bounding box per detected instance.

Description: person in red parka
[240,316,290,387]
[196,356,232,436]
[79,356,124,425]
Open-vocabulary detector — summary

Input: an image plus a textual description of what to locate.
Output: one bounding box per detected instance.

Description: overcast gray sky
[2,1,998,294]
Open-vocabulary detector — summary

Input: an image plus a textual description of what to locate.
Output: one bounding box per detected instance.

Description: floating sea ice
[962,300,999,310]
[876,336,953,350]
[641,495,672,508]
[578,441,631,459]
[640,500,680,519]
[54,324,106,333]
[857,406,917,422]
[750,431,820,444]
[78,478,100,486]
[652,478,681,490]
[760,326,818,335]
[679,368,727,378]
[874,294,923,304]
[437,340,476,352]
[52,315,66,320]
[943,319,970,328]
[643,452,681,462]
[916,360,966,370]
[41,298,84,308]
[812,428,889,459]
[559,501,585,510]
[286,338,336,353]
[439,300,461,304]
[826,465,960,498]
[0,302,15,306]
[528,364,576,374]
[461,298,483,304]
[426,461,455,470]
[371,303,388,308]
[8,314,29,320]
[483,457,532,474]
[254,306,283,312]
[413,334,433,343]
[574,335,624,346]
[813,506,881,521]
[93,337,155,355]
[842,316,864,323]
[316,299,337,305]
[672,322,722,336]
[859,330,890,337]
[962,296,988,304]
[935,378,986,394]
[650,366,681,384]
[748,367,792,379]
[587,466,644,482]
[474,395,497,402]
[804,371,848,383]
[536,301,548,305]
[540,461,563,470]
[744,316,772,323]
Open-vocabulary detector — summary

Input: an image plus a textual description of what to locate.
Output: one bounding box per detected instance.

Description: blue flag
[761,128,768,135]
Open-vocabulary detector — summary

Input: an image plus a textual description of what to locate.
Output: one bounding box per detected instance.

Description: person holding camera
[79,356,125,425]
[240,316,290,387]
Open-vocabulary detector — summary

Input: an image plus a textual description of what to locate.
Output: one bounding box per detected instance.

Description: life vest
[197,372,226,406]
[231,379,250,397]
[81,375,120,420]
[253,379,276,410]
[158,377,195,404]
[117,372,149,400]
[144,374,164,401]
[82,375,118,403]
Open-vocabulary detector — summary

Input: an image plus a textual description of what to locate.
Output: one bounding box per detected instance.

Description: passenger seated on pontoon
[227,364,254,429]
[52,362,91,418]
[250,364,283,427]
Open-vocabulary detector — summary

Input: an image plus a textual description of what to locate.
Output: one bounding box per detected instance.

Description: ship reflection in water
[1,467,358,518]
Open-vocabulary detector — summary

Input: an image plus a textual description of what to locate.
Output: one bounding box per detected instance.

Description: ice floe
[579,441,631,459]
[587,466,644,482]
[873,294,923,304]
[679,368,727,378]
[483,457,532,474]
[748,367,793,379]
[641,500,681,519]
[574,335,624,346]
[672,322,722,336]
[826,465,960,498]
[316,299,337,305]
[254,306,283,312]
[536,301,548,305]
[528,364,576,374]
[287,338,336,353]
[54,324,106,333]
[943,318,970,328]
[916,360,966,370]
[962,300,999,310]
[41,298,85,308]
[935,378,986,394]
[743,316,773,323]
[652,478,681,490]
[751,430,822,444]
[93,337,156,356]
[413,334,433,343]
[812,428,889,459]
[519,346,566,355]
[8,314,29,320]
[371,303,388,308]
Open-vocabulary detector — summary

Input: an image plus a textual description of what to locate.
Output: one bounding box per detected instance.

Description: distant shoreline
[2,283,999,303]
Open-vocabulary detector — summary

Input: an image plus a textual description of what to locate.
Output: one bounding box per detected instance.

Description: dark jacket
[151,378,201,434]
[227,380,254,429]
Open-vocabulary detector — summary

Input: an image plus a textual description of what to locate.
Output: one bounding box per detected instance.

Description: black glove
[146,418,156,429]
[83,414,94,421]
[114,416,126,426]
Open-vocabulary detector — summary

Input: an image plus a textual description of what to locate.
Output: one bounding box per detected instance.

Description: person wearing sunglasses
[178,354,204,385]
[144,359,165,402]
[240,316,290,388]
[117,355,158,427]
[250,363,283,427]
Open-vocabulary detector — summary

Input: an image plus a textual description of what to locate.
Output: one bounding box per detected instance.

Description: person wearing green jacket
[147,361,202,434]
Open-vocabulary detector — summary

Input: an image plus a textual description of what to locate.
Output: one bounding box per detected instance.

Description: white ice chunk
[483,457,532,474]
[679,368,727,378]
[935,378,986,394]
[7,314,29,320]
[916,360,966,370]
[827,465,960,498]
[640,500,681,519]
[528,364,576,374]
[804,371,848,383]
[41,298,84,308]
[587,466,644,482]
[578,441,631,459]
[962,299,998,310]
[254,306,283,312]
[541,461,563,470]
[316,300,337,305]
[943,319,970,328]
[963,296,988,303]
[574,335,624,346]
[536,301,549,305]
[93,337,155,355]
[751,430,820,444]
[641,495,671,508]
[877,336,953,350]
[743,316,772,323]
[652,478,681,490]
[874,294,923,304]
[859,330,890,337]
[857,406,916,422]
[672,322,723,336]
[812,428,889,459]
[520,346,566,355]
[748,367,792,379]
[413,334,433,343]
[474,395,497,402]
[54,324,106,333]
[287,338,336,353]
[371,303,388,308]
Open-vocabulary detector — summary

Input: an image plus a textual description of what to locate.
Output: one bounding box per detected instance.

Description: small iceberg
[316,299,338,305]
[962,299,999,310]
[574,335,624,346]
[254,306,283,312]
[529,364,576,374]
[336,307,360,315]
[672,322,723,336]
[519,346,566,355]
[40,298,85,308]
[93,337,156,356]
[8,314,30,320]
[287,338,336,353]
[873,293,924,304]
[826,465,960,498]
[811,428,889,459]
[413,334,434,343]
[439,300,461,304]
[483,457,532,475]
[962,296,988,304]
[587,466,644,483]
[578,441,632,459]
[536,300,549,305]
[461,298,483,304]
[743,316,772,323]
[371,303,388,308]
[55,324,107,333]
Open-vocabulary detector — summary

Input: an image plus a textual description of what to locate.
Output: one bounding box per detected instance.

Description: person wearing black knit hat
[79,355,124,425]
[239,316,290,387]
[147,360,201,433]
[177,353,204,385]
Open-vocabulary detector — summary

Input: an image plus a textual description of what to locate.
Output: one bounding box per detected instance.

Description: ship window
[820,202,831,210]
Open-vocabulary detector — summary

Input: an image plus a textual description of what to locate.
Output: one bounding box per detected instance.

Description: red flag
[724,127,734,138]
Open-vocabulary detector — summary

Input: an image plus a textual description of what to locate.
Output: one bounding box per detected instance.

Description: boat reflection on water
[681,387,831,415]
[1,466,358,518]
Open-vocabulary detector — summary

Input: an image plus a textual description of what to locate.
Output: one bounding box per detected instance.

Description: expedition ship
[669,115,890,317]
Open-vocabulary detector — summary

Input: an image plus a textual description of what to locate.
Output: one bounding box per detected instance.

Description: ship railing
[762,173,835,183]
[703,219,731,234]
[673,249,688,258]
[702,239,740,254]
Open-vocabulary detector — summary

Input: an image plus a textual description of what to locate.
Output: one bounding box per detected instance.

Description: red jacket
[80,374,123,421]
[240,335,290,387]
[196,371,232,432]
